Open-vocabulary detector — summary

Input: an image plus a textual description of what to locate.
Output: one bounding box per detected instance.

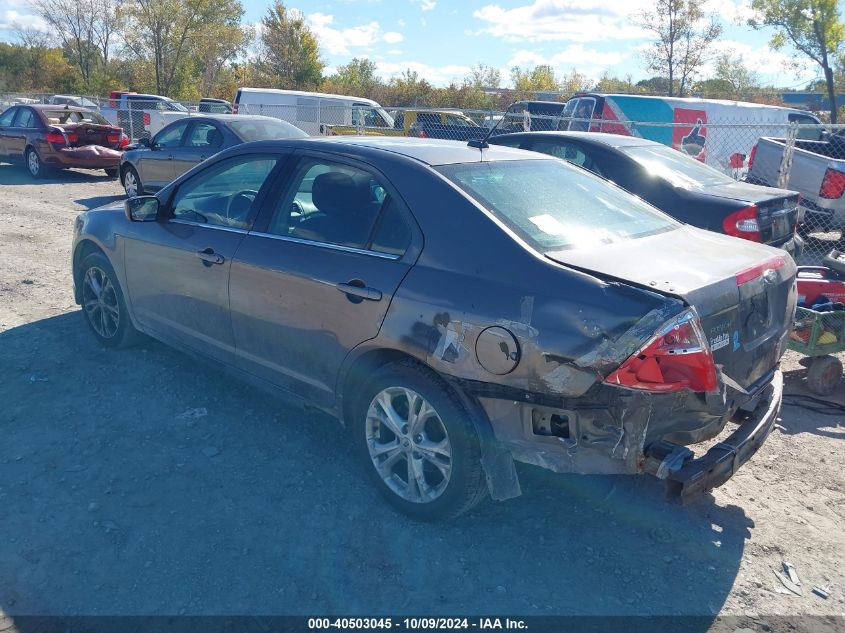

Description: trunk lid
[52,123,124,149]
[701,180,800,246]
[547,226,797,390]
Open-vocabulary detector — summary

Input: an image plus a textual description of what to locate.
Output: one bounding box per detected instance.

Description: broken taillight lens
[119,132,130,147]
[735,255,786,286]
[722,205,761,242]
[748,143,757,171]
[46,131,66,144]
[819,168,845,199]
[604,309,718,394]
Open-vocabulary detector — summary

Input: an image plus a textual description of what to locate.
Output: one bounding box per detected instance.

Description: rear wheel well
[341,349,447,424]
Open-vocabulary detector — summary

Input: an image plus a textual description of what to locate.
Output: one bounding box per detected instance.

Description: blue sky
[0,0,833,88]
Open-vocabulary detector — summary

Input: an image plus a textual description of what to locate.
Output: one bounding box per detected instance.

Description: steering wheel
[226,189,258,225]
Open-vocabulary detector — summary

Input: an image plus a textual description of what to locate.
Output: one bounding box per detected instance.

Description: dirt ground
[0,164,843,625]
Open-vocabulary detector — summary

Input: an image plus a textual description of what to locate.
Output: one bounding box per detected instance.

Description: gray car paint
[73,137,792,502]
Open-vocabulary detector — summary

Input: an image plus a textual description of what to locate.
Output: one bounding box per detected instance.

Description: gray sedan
[74,137,792,520]
[119,114,306,197]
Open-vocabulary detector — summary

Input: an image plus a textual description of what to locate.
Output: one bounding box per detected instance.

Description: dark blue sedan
[119,114,306,197]
[74,137,792,519]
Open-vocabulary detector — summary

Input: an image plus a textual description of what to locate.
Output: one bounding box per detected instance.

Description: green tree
[713,52,760,97]
[257,1,324,89]
[510,65,560,92]
[594,73,639,93]
[385,69,435,106]
[121,0,245,96]
[749,0,844,122]
[327,57,383,97]
[465,63,501,89]
[638,0,723,96]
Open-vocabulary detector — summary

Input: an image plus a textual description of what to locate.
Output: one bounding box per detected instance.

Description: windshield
[437,159,678,251]
[621,144,736,187]
[43,109,109,125]
[229,118,308,141]
[353,104,395,129]
[164,99,188,113]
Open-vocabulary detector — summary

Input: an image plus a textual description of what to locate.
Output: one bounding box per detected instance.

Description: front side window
[154,122,189,148]
[0,108,17,126]
[266,159,410,254]
[437,159,677,252]
[171,155,279,229]
[446,114,473,127]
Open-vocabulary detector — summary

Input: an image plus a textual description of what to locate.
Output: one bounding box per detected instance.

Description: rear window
[436,159,677,251]
[229,118,308,141]
[620,144,735,187]
[43,110,109,125]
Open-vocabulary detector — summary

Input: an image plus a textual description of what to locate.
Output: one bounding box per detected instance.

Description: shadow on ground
[0,312,753,620]
[74,194,125,210]
[0,163,116,186]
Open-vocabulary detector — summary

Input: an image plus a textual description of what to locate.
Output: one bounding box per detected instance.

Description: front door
[229,154,418,406]
[139,120,189,190]
[123,153,282,363]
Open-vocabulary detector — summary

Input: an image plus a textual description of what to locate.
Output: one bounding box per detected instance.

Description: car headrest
[206,128,223,146]
[312,172,372,216]
[48,118,60,125]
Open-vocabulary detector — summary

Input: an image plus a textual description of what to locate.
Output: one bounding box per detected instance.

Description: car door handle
[336,282,382,301]
[196,248,224,265]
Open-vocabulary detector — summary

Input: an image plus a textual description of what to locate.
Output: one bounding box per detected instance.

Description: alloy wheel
[365,387,452,503]
[124,170,138,197]
[82,266,120,339]
[27,150,39,176]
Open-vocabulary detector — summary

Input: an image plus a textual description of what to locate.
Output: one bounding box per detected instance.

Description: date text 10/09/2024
[308,618,528,630]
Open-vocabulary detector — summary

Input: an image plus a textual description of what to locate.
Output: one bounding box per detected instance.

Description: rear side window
[15,109,37,128]
[437,159,677,251]
[186,122,223,148]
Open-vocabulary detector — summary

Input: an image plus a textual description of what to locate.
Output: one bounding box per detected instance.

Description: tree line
[0,0,843,121]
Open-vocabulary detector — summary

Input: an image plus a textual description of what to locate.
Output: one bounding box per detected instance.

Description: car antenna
[467,102,516,151]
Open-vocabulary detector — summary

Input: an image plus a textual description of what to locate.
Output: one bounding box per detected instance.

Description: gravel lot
[0,164,843,625]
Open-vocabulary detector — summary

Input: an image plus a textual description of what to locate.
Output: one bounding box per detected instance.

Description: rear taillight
[46,131,66,144]
[119,133,129,147]
[723,205,761,242]
[107,133,120,145]
[605,309,718,394]
[748,144,758,171]
[143,112,151,126]
[819,168,845,199]
[735,255,786,286]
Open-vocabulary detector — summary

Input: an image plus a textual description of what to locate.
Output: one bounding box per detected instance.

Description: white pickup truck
[99,93,189,141]
[747,130,845,230]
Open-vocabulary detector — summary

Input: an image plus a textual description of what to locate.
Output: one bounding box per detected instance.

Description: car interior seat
[293,172,379,247]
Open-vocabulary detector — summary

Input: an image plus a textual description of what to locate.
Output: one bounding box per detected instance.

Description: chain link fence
[5,91,845,266]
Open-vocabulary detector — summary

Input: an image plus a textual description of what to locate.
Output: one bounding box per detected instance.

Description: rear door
[229,152,419,406]
[0,107,18,157]
[123,153,282,363]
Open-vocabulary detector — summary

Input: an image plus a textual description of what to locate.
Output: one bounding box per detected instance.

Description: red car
[0,104,129,178]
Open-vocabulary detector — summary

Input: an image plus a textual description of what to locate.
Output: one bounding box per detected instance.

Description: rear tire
[353,361,487,521]
[25,147,44,178]
[78,251,142,348]
[122,165,142,197]
[806,355,842,396]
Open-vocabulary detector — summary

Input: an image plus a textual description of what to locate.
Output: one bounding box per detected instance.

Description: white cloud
[0,9,49,31]
[507,45,626,70]
[473,0,651,43]
[704,39,818,83]
[410,0,437,10]
[376,61,472,86]
[387,49,403,55]
[382,31,404,44]
[306,12,381,56]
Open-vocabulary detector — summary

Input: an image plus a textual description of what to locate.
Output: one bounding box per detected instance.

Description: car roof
[237,136,547,166]
[500,131,660,149]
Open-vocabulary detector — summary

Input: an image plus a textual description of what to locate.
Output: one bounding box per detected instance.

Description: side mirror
[124,195,159,222]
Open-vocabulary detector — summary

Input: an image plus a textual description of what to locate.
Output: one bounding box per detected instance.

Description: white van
[233,88,394,136]
[559,93,821,176]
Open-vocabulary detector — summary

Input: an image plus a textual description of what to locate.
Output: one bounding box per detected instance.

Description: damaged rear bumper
[643,370,782,504]
[47,145,122,169]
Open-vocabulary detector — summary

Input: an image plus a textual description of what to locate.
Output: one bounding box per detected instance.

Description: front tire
[78,252,141,348]
[353,361,487,520]
[122,165,142,198]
